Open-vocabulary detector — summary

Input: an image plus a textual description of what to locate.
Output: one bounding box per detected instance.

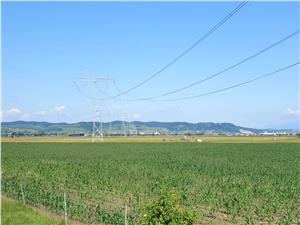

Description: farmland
[2,142,300,224]
[2,197,71,225]
[1,135,299,143]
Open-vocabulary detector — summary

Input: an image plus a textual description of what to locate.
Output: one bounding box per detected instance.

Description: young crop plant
[2,142,300,224]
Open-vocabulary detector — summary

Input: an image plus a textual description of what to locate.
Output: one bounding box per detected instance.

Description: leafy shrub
[140,190,196,225]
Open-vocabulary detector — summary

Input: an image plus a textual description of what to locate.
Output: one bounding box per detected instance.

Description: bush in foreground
[140,190,196,225]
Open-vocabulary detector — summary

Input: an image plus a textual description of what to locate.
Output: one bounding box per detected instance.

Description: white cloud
[1,105,70,121]
[31,105,69,120]
[284,107,299,117]
[20,113,31,120]
[35,111,47,116]
[35,105,67,116]
[1,107,30,120]
[6,107,22,115]
[0,111,4,119]
[52,105,66,113]
[132,113,141,119]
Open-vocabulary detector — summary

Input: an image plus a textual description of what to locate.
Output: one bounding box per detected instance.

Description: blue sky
[2,1,299,129]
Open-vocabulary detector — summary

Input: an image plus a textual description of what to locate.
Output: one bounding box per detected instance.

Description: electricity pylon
[73,75,114,143]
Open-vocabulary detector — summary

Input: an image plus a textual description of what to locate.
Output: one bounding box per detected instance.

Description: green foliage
[2,142,300,224]
[1,197,65,225]
[1,120,262,136]
[140,190,196,225]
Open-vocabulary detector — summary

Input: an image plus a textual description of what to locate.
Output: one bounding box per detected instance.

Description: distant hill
[0,121,268,136]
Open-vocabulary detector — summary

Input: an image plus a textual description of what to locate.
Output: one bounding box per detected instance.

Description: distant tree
[35,131,46,136]
[140,189,196,225]
[10,132,16,138]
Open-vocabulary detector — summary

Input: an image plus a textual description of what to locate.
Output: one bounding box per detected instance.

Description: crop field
[2,142,300,224]
[2,135,299,143]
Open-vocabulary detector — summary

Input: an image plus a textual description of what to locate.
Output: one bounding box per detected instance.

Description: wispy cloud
[1,105,70,121]
[20,113,31,120]
[132,113,141,119]
[0,111,4,119]
[35,111,47,116]
[6,107,22,115]
[52,105,66,113]
[1,107,26,121]
[283,107,299,117]
[34,105,67,117]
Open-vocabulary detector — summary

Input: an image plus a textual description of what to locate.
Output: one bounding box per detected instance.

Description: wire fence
[3,179,142,225]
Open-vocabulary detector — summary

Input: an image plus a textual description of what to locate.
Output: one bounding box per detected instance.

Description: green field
[1,197,68,225]
[2,135,299,143]
[2,142,300,224]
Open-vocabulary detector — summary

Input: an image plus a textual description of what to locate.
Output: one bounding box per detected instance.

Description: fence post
[64,192,68,225]
[20,184,25,205]
[125,203,128,225]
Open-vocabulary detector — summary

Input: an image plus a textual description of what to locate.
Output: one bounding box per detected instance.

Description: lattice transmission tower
[73,75,115,142]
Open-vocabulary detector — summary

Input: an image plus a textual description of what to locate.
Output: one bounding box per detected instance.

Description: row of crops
[2,142,300,224]
[2,177,136,224]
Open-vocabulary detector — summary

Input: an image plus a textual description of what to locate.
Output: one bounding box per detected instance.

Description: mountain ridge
[2,120,292,136]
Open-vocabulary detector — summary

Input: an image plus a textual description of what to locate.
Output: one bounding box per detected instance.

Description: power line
[73,76,116,142]
[126,30,299,101]
[100,1,248,100]
[77,29,298,103]
[148,62,299,102]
